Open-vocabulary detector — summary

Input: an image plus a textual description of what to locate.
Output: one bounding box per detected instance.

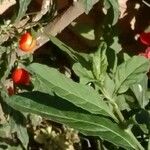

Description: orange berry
[19,32,36,52]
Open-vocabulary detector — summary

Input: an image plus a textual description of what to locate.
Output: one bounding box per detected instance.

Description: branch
[0,0,16,15]
[33,0,99,52]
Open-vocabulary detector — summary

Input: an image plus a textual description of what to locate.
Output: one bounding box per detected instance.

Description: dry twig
[33,0,99,52]
[0,0,16,15]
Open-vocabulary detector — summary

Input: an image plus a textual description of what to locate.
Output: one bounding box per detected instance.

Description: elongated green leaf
[49,35,92,66]
[102,74,115,99]
[10,112,29,149]
[130,76,149,108]
[9,92,139,150]
[29,63,116,120]
[49,35,77,61]
[73,62,94,84]
[104,0,120,25]
[91,42,108,82]
[110,36,122,53]
[81,0,93,14]
[15,0,31,23]
[15,124,28,149]
[115,56,150,94]
[116,94,130,111]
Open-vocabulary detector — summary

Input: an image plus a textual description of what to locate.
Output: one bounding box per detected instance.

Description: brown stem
[32,0,99,52]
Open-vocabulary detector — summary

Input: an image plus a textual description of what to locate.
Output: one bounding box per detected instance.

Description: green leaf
[81,0,93,14]
[15,124,28,149]
[116,94,130,111]
[80,0,98,14]
[102,74,115,99]
[103,0,111,9]
[49,35,92,66]
[10,111,29,149]
[104,0,120,25]
[70,22,95,40]
[49,35,77,61]
[14,0,31,23]
[130,76,149,108]
[0,123,11,138]
[138,124,149,134]
[9,92,140,150]
[148,136,150,150]
[91,42,108,82]
[123,53,131,61]
[135,109,150,125]
[32,75,54,95]
[110,36,122,53]
[29,63,116,120]
[7,145,22,150]
[73,62,94,84]
[114,56,150,94]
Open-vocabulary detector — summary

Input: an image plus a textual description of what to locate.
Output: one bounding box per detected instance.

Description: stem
[113,103,144,150]
[103,90,144,150]
[125,128,144,150]
[96,139,104,150]
[112,102,144,150]
[97,83,144,149]
[112,102,124,123]
[148,135,150,150]
[142,0,150,7]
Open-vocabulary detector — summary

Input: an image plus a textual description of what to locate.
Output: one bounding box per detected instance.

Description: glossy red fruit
[19,32,36,52]
[139,32,150,46]
[12,68,30,85]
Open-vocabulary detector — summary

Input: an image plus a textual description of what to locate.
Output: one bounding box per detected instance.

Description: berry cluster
[9,32,36,95]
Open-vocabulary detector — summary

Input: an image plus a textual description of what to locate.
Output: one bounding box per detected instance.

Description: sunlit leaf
[115,56,150,94]
[9,91,140,150]
[28,63,116,120]
[14,0,31,23]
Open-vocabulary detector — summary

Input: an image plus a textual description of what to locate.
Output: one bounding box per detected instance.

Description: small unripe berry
[12,68,30,85]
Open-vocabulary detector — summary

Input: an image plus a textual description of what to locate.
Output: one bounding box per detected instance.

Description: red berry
[12,68,30,85]
[139,32,150,46]
[19,32,36,52]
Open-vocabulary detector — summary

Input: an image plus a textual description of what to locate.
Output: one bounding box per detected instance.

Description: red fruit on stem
[139,32,150,46]
[19,32,36,52]
[12,68,30,85]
